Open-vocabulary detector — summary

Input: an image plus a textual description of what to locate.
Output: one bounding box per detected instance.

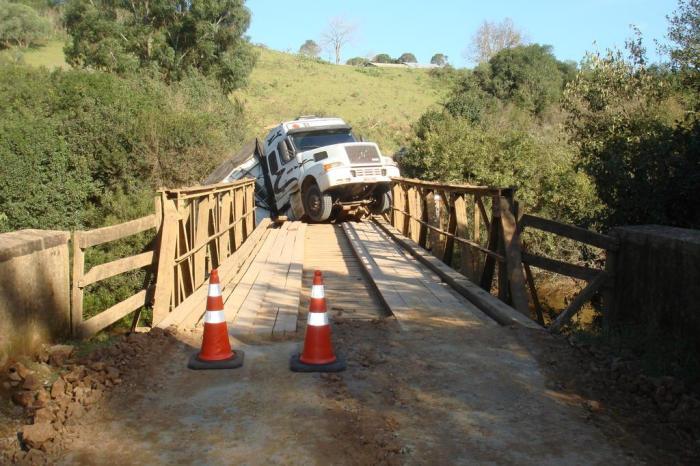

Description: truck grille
[351,167,386,177]
[345,145,381,165]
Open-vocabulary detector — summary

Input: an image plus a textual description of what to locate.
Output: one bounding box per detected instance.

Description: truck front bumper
[320,165,400,192]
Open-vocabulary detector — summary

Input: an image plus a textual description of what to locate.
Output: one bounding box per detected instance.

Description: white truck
[206,116,400,222]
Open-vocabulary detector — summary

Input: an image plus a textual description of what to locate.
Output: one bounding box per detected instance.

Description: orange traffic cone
[188,269,244,370]
[290,270,346,372]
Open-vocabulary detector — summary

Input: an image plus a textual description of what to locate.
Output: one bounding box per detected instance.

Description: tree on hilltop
[373,53,393,63]
[63,0,257,93]
[299,39,321,58]
[430,53,447,66]
[398,52,417,63]
[467,18,526,63]
[321,16,357,65]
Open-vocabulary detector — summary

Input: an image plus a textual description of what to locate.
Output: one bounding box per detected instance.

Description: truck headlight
[323,162,343,172]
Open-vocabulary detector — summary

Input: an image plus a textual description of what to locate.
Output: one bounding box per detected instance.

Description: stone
[585,400,603,412]
[23,447,47,465]
[48,345,74,366]
[34,389,50,408]
[12,390,35,408]
[106,367,120,382]
[89,362,106,372]
[33,408,55,424]
[65,402,86,426]
[63,366,85,383]
[21,423,55,449]
[22,374,42,390]
[50,378,66,399]
[8,362,30,381]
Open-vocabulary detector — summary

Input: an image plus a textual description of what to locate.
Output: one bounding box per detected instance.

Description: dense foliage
[299,39,320,58]
[398,52,417,63]
[430,53,447,66]
[0,0,50,48]
[0,65,248,232]
[63,0,257,93]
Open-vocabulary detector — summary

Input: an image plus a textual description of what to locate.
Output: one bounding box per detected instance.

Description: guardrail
[70,179,257,337]
[386,176,617,332]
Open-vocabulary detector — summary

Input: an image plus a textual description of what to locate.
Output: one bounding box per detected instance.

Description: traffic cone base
[188,349,244,370]
[290,353,346,373]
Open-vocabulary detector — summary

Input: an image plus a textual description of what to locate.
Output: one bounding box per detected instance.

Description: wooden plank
[234,188,244,250]
[499,197,530,316]
[71,233,84,337]
[80,288,151,338]
[480,198,500,292]
[166,178,253,196]
[476,196,490,231]
[442,193,457,266]
[274,222,305,335]
[80,251,154,288]
[373,218,543,330]
[454,195,474,281]
[393,177,503,196]
[522,252,601,281]
[78,214,157,248]
[151,199,179,325]
[218,191,232,261]
[244,183,255,239]
[524,263,545,326]
[407,187,420,244]
[157,218,271,328]
[521,214,619,251]
[193,196,211,288]
[549,272,609,333]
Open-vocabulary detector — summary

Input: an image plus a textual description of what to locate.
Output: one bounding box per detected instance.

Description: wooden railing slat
[78,214,157,248]
[79,288,151,338]
[79,251,154,288]
[521,214,619,251]
[522,252,600,281]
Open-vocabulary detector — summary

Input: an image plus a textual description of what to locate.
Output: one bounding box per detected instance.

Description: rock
[21,423,55,449]
[50,378,66,399]
[48,345,74,366]
[12,390,35,408]
[63,366,85,383]
[34,389,50,408]
[89,362,106,372]
[23,447,47,465]
[22,374,42,390]
[73,386,90,405]
[8,361,30,381]
[33,408,55,424]
[585,400,603,412]
[64,402,86,425]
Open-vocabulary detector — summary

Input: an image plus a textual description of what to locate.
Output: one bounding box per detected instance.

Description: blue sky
[245,0,678,66]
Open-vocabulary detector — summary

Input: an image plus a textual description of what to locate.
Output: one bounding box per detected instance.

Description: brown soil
[1,315,698,465]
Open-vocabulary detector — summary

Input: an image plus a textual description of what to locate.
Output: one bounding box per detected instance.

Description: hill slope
[234,47,450,152]
[5,43,449,153]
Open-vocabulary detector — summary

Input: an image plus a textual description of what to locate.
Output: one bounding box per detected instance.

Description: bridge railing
[70,179,258,337]
[387,176,618,332]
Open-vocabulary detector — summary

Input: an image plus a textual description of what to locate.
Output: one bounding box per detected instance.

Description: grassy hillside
[0,40,67,69]
[4,43,449,153]
[234,47,450,152]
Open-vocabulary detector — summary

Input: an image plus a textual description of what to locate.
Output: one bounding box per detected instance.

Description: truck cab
[262,116,400,222]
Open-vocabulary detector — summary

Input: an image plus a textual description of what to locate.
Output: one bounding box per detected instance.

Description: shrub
[0,1,50,48]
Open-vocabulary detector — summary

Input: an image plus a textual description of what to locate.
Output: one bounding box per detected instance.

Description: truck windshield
[290,129,356,152]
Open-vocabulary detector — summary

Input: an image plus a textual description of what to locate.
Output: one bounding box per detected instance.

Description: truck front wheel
[303,184,333,222]
[370,188,392,215]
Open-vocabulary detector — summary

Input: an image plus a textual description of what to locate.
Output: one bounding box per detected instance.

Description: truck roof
[281,117,348,133]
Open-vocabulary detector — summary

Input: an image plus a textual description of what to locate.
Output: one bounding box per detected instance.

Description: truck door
[273,139,300,208]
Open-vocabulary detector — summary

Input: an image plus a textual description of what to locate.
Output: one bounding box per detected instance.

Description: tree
[346,56,367,66]
[299,39,320,58]
[373,53,393,63]
[430,53,447,66]
[320,16,357,65]
[63,0,257,93]
[0,1,50,48]
[666,0,700,92]
[468,18,525,63]
[398,52,417,63]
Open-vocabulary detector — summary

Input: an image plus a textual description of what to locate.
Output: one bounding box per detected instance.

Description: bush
[0,1,50,48]
[0,65,248,232]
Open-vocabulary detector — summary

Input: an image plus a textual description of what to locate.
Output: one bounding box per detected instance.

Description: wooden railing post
[152,198,179,325]
[499,196,530,316]
[70,232,84,337]
[480,197,500,292]
[442,192,457,266]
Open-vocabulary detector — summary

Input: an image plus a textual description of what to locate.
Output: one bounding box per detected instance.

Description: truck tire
[370,189,391,215]
[304,184,333,222]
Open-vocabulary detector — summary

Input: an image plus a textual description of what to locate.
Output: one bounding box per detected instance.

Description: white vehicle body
[209,116,400,222]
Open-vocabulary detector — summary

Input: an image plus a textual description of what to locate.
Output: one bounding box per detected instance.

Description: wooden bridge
[69,177,618,338]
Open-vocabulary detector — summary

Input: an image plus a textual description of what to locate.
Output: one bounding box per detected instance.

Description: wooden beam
[151,199,179,325]
[79,288,151,338]
[521,252,601,281]
[79,251,154,287]
[193,196,211,288]
[524,263,545,326]
[442,193,457,266]
[499,197,530,316]
[520,214,619,251]
[70,232,84,337]
[392,177,503,196]
[234,187,244,250]
[78,214,157,248]
[549,272,609,333]
[480,198,500,292]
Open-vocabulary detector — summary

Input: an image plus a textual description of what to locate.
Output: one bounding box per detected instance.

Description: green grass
[0,40,67,69]
[2,43,449,153]
[234,47,450,152]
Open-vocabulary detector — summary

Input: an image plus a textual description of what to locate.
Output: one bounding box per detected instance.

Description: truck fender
[290,188,305,220]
